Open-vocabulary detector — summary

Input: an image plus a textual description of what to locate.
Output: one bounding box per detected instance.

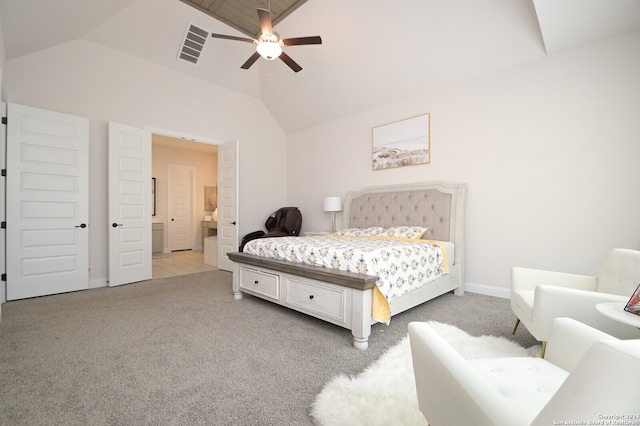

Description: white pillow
[336,227,385,237]
[379,226,429,239]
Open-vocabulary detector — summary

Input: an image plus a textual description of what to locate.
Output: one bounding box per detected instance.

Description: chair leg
[541,341,547,358]
[512,318,520,335]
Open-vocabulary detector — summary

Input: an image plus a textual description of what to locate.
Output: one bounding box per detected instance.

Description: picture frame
[372,113,430,171]
[151,178,156,216]
[624,283,640,316]
[205,186,217,211]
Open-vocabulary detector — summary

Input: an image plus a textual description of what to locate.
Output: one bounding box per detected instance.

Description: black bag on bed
[239,207,302,251]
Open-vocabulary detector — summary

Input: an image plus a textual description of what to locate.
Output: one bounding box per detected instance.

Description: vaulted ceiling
[1,0,639,133]
[178,0,308,38]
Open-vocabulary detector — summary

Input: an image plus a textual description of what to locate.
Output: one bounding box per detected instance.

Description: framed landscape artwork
[372,113,430,171]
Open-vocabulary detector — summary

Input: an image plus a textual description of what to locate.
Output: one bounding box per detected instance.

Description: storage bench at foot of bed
[229,252,377,350]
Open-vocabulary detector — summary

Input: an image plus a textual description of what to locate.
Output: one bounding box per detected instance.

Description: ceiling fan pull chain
[267,61,272,84]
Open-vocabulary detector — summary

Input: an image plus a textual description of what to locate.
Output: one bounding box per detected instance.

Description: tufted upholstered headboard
[343,182,468,262]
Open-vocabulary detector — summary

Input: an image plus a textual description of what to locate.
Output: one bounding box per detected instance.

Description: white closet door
[217,140,239,271]
[6,103,89,300]
[108,122,152,287]
[167,164,194,251]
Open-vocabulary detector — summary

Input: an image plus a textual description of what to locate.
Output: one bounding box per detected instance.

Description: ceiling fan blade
[240,51,262,70]
[257,8,273,35]
[211,33,255,43]
[283,36,322,46]
[279,51,302,73]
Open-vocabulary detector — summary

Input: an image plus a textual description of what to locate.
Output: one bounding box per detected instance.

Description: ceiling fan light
[256,42,282,60]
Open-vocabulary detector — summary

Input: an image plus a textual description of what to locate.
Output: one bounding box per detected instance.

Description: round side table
[596,302,640,328]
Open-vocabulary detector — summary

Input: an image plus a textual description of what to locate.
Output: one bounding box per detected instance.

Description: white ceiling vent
[178,24,208,64]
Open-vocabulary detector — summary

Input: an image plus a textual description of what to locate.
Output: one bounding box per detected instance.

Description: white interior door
[217,140,238,271]
[108,122,152,287]
[167,164,194,251]
[0,80,5,307]
[6,103,89,300]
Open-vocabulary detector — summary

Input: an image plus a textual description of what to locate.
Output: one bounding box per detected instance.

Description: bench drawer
[239,266,279,300]
[285,276,347,324]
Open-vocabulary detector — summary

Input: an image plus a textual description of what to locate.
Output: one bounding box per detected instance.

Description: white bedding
[243,234,450,306]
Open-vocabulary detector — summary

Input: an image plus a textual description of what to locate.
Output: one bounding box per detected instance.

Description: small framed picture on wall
[372,113,430,171]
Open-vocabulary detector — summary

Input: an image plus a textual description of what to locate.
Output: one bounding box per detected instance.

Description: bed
[228,181,467,349]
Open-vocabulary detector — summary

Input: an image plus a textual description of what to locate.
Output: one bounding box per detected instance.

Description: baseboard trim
[465,281,510,299]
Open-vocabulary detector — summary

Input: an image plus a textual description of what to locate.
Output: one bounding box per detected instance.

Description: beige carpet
[0,270,537,425]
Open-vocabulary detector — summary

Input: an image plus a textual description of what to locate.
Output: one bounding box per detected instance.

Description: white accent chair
[408,318,640,426]
[511,248,640,355]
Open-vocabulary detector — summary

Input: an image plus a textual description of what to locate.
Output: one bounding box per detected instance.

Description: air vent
[178,24,208,64]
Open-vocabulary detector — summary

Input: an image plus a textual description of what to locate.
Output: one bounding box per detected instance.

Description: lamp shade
[256,42,282,60]
[323,197,343,212]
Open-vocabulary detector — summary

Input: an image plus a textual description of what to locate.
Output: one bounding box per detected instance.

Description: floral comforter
[243,234,448,323]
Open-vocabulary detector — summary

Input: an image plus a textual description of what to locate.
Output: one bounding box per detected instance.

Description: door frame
[146,126,237,268]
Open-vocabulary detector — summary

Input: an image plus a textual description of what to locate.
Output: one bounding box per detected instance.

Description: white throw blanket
[311,322,540,426]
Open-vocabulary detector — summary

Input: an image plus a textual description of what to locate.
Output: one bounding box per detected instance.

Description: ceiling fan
[210,8,322,73]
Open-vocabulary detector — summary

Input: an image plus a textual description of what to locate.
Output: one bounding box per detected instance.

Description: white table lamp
[323,196,343,233]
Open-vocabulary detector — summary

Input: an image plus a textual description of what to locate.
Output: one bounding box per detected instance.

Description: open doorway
[151,134,218,279]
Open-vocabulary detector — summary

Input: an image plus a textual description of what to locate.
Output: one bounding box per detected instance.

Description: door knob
[75,223,87,228]
[231,221,236,225]
[112,223,123,228]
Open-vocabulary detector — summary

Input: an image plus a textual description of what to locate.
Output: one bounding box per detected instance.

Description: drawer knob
[254,280,259,284]
[309,295,314,300]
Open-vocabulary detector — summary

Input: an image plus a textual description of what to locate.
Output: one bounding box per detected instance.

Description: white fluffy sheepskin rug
[311,321,540,426]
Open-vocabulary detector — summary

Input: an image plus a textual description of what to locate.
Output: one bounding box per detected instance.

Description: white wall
[288,31,640,297]
[4,39,288,285]
[3,27,639,299]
